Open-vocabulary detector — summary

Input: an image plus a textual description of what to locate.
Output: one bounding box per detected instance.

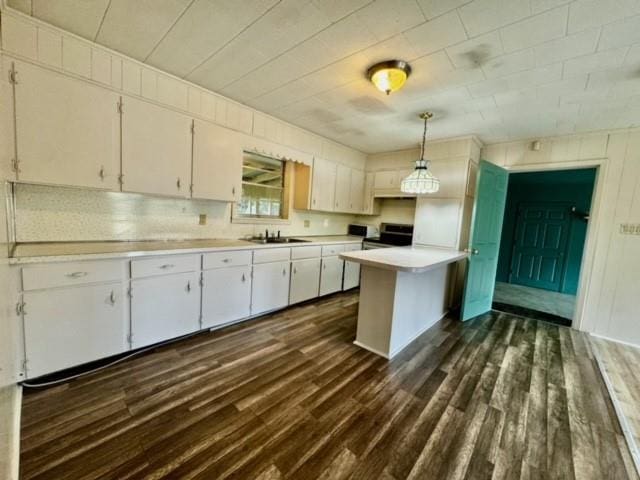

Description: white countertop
[9,235,363,264]
[340,246,468,273]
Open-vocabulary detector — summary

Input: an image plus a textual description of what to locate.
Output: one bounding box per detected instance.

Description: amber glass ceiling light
[401,112,440,195]
[367,60,411,95]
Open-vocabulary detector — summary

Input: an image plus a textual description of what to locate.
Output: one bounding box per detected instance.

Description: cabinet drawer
[321,244,345,257]
[131,254,200,278]
[253,248,290,264]
[22,260,124,291]
[203,250,252,270]
[343,243,362,252]
[291,245,322,260]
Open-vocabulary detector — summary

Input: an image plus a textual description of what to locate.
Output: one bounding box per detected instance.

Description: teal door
[461,161,509,321]
[509,202,571,292]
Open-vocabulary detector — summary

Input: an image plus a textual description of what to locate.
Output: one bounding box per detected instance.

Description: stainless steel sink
[246,237,310,244]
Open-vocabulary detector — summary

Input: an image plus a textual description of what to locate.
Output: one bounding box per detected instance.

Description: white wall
[482,130,640,347]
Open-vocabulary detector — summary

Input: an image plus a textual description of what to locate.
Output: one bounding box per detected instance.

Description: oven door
[362,241,392,250]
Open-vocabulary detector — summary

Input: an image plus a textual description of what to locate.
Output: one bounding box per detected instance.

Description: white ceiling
[9,0,640,153]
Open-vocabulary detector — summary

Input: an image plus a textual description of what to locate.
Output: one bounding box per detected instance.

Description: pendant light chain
[420,114,428,162]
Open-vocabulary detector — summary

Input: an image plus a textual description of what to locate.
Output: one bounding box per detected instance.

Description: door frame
[498,158,605,331]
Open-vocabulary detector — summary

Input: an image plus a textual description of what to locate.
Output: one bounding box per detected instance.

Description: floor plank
[19,292,637,480]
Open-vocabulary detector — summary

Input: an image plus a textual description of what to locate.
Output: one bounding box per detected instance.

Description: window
[236,152,288,220]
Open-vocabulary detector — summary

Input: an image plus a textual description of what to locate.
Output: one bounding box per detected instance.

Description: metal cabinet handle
[66,271,88,278]
[282,268,286,276]
[323,263,326,270]
[293,267,297,275]
[177,177,181,190]
[186,281,191,292]
[232,186,236,196]
[99,166,105,180]
[159,264,175,269]
[241,273,246,282]
[109,291,116,305]
[222,258,230,263]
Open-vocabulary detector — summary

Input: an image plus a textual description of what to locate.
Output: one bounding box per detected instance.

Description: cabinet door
[311,158,336,212]
[192,120,242,201]
[131,272,200,348]
[15,61,120,189]
[349,169,365,213]
[290,258,321,304]
[363,172,375,214]
[343,261,361,290]
[23,283,127,378]
[122,96,192,197]
[202,266,251,328]
[251,261,290,315]
[334,164,351,212]
[320,256,344,296]
[374,170,397,190]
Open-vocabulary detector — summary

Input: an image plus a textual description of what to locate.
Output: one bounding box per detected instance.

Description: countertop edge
[340,250,468,273]
[10,237,364,265]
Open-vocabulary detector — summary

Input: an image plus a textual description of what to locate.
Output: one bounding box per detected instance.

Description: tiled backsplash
[13,184,357,242]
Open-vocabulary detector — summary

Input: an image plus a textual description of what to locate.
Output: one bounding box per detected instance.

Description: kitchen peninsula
[340,246,468,359]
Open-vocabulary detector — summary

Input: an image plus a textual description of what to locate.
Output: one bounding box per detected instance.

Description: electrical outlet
[199,214,207,225]
[619,223,640,235]
[304,220,310,228]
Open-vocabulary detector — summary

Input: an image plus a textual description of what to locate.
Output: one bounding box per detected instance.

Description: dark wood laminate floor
[20,292,639,480]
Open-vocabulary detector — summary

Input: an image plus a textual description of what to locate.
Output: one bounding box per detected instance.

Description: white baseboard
[590,333,640,350]
[0,384,22,480]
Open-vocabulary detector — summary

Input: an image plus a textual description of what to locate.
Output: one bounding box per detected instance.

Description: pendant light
[401,112,440,194]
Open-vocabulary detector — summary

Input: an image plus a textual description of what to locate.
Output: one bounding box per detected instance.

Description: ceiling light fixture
[367,60,411,95]
[401,112,440,195]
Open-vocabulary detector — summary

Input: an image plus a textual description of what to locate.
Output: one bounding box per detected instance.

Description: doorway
[492,168,596,326]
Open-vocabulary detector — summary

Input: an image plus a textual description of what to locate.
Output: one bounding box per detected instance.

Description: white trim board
[591,342,640,477]
[0,385,21,480]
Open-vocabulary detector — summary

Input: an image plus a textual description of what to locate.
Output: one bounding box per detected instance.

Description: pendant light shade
[401,112,440,195]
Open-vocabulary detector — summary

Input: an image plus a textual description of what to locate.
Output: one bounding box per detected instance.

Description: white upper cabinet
[192,119,242,202]
[14,61,120,189]
[311,157,336,212]
[121,96,192,197]
[349,169,365,213]
[334,164,351,212]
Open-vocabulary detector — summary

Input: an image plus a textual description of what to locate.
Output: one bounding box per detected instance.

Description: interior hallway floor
[19,292,638,480]
[494,281,576,321]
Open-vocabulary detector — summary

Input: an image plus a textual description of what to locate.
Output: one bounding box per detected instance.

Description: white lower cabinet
[343,261,361,290]
[202,265,251,328]
[251,261,290,315]
[131,272,201,348]
[289,258,321,304]
[320,256,344,296]
[23,283,127,378]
